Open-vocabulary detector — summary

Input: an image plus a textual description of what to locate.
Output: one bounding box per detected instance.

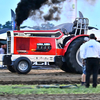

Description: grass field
[0,84,100,95]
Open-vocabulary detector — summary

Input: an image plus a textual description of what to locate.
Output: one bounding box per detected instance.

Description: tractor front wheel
[7,65,16,73]
[14,57,32,74]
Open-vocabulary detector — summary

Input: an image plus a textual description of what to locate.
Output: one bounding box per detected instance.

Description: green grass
[0,84,100,95]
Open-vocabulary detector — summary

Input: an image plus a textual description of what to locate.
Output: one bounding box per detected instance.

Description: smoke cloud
[85,0,97,5]
[15,0,66,26]
[43,6,61,21]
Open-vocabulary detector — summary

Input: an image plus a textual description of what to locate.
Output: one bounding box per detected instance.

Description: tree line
[0,21,12,29]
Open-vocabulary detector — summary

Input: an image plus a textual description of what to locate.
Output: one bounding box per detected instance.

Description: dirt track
[1,68,100,100]
[0,69,82,84]
[0,68,100,84]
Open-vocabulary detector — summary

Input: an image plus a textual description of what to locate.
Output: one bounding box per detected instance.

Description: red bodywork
[13,30,88,56]
[13,30,64,56]
[63,34,89,55]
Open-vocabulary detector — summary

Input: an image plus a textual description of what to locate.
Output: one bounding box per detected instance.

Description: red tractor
[3,18,90,74]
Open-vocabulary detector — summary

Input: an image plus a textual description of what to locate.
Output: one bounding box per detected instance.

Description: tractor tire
[65,37,84,74]
[7,65,16,73]
[60,62,72,73]
[14,57,32,74]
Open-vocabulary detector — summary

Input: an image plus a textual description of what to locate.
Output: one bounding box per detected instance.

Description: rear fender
[63,34,89,55]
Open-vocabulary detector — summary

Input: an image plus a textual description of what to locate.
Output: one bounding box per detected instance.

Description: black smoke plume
[15,0,48,26]
[43,6,60,21]
[15,0,65,26]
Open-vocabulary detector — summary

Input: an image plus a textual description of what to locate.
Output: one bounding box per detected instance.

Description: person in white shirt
[0,45,4,54]
[80,34,100,88]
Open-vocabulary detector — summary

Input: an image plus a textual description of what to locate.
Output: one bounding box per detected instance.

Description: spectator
[3,44,7,54]
[80,34,100,88]
[0,45,4,54]
[80,37,89,86]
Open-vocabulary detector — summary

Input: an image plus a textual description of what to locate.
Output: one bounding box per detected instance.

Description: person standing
[80,34,100,88]
[0,45,4,54]
[80,37,89,86]
[3,44,7,54]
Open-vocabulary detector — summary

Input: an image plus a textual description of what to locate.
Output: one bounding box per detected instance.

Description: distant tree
[0,24,3,29]
[2,21,12,29]
[20,26,27,28]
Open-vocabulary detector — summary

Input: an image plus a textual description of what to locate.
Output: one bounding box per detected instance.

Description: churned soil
[1,94,100,100]
[0,68,100,100]
[0,69,82,84]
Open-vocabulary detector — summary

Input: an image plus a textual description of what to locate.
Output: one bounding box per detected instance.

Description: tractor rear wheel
[65,37,85,74]
[60,62,72,73]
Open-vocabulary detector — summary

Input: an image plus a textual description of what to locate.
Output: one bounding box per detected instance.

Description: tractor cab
[69,18,89,36]
[73,18,89,35]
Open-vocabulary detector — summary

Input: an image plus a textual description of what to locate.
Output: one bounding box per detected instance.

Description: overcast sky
[0,0,100,29]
